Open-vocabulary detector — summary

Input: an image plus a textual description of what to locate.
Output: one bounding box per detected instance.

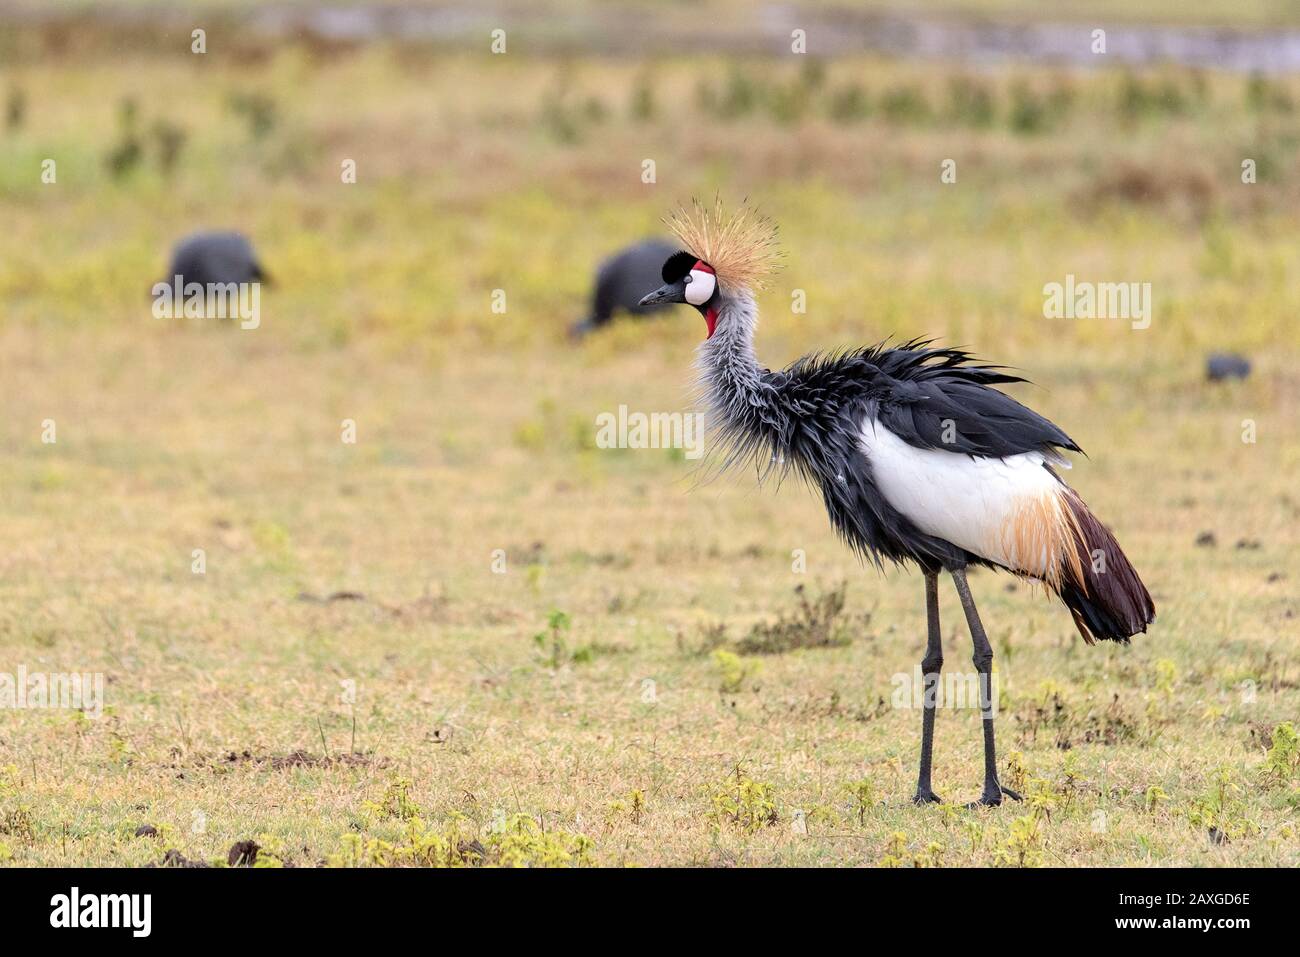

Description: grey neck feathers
[696,292,762,414]
[695,292,785,475]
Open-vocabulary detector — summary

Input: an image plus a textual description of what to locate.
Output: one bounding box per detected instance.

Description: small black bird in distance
[569,238,678,338]
[1205,352,1251,382]
[639,201,1155,808]
[162,231,270,288]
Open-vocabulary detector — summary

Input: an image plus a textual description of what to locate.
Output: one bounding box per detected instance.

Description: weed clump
[690,583,866,659]
[733,583,859,654]
[336,778,594,867]
[1259,722,1299,788]
[1185,766,1260,845]
[707,767,778,833]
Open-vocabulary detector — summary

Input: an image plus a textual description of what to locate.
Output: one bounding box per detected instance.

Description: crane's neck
[696,292,769,433]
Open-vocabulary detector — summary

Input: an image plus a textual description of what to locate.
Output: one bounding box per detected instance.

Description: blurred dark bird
[639,201,1155,807]
[164,231,270,287]
[569,238,677,338]
[1205,352,1251,382]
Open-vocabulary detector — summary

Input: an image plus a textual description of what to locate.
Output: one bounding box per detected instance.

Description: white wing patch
[860,418,1080,580]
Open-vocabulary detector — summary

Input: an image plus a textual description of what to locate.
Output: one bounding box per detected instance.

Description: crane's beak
[638,280,687,307]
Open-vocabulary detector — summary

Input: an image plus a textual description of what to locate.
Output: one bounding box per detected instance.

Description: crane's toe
[966,785,1023,808]
[912,789,944,806]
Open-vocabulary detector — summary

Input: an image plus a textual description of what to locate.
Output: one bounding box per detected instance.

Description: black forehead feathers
[661,250,699,284]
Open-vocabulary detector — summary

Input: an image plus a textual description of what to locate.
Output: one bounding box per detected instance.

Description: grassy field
[0,31,1298,867]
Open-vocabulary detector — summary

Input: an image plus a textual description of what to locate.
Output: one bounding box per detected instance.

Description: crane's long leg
[913,569,943,805]
[950,566,1022,807]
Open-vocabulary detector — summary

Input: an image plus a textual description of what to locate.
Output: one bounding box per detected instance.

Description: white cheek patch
[685,269,716,306]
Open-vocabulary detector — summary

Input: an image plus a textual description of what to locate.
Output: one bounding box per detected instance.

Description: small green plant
[0,765,19,799]
[916,841,945,868]
[1057,753,1081,810]
[533,610,572,669]
[879,830,908,867]
[525,563,545,594]
[1004,751,1030,794]
[708,767,778,833]
[712,649,759,693]
[844,778,875,825]
[249,833,289,868]
[107,730,130,766]
[1186,765,1259,844]
[330,812,487,868]
[491,814,594,867]
[1145,785,1169,813]
[529,610,605,667]
[1260,722,1299,788]
[1025,777,1058,822]
[1153,659,1177,695]
[605,788,646,826]
[994,814,1045,867]
[361,778,421,822]
[994,777,1056,867]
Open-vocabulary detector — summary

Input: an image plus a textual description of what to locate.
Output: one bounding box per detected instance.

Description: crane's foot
[966,785,1022,808]
[912,788,944,806]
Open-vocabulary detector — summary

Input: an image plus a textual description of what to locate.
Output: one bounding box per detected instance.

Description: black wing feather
[779,338,1082,460]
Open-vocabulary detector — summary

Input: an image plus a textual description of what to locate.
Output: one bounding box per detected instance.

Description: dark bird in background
[639,201,1155,807]
[569,238,677,338]
[163,231,270,287]
[1205,352,1251,382]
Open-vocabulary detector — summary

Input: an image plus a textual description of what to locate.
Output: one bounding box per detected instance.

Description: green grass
[0,35,1297,867]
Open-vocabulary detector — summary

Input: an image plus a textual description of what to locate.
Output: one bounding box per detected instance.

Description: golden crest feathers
[665,198,781,292]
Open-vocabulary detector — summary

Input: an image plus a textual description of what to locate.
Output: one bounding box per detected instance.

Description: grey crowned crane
[638,202,1155,807]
